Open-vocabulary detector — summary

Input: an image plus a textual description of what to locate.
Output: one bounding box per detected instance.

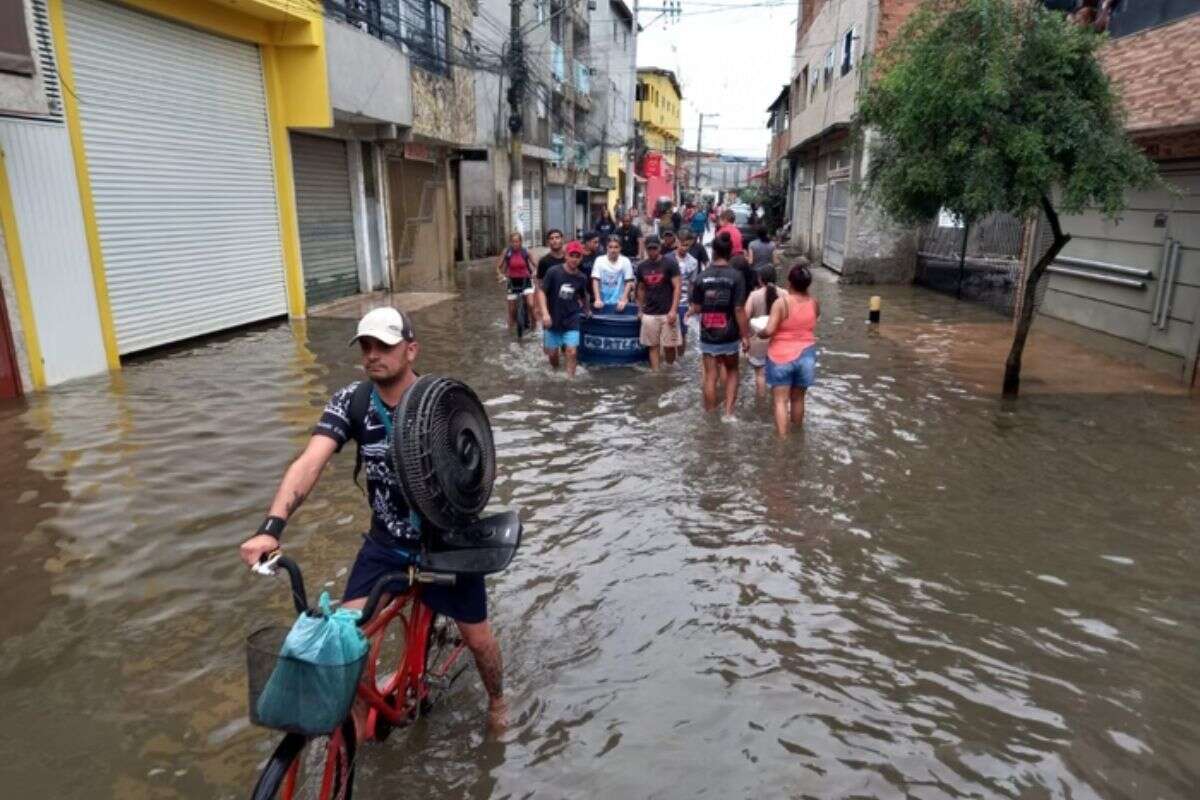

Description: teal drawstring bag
[247,592,369,736]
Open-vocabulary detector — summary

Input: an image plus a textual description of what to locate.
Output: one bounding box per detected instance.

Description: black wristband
[258,516,286,541]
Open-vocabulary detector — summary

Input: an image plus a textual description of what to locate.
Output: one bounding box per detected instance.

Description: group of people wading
[496,223,819,437]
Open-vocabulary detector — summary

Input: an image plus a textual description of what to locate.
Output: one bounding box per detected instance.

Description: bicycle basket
[392,375,496,533]
[246,626,366,736]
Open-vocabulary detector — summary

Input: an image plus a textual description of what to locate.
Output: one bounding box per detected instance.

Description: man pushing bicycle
[238,307,507,731]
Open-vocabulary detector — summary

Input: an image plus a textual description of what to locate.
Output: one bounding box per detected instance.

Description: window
[536,0,546,24]
[798,67,809,110]
[840,28,855,76]
[404,0,451,76]
[0,0,35,75]
[613,19,618,42]
[823,47,834,88]
[809,63,819,100]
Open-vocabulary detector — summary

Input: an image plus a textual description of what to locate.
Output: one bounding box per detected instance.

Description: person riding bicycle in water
[238,307,507,731]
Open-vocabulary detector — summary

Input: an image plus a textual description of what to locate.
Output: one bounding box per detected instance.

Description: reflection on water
[0,268,1198,798]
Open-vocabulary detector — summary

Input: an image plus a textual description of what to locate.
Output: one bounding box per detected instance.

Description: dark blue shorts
[342,535,488,624]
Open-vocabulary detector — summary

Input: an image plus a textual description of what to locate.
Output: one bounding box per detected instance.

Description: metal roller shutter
[63,0,286,354]
[291,134,358,305]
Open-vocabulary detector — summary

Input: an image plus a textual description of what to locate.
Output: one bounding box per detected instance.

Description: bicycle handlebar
[272,555,309,615]
[253,550,454,623]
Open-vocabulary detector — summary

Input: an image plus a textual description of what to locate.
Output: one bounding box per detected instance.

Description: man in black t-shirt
[580,231,600,305]
[536,228,566,287]
[616,212,643,260]
[237,307,508,730]
[688,233,749,416]
[635,235,682,369]
[537,240,589,378]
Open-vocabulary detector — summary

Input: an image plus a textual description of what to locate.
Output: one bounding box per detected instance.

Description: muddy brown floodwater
[0,266,1198,799]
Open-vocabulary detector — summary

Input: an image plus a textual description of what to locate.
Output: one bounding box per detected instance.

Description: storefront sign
[404,142,437,163]
[643,153,663,178]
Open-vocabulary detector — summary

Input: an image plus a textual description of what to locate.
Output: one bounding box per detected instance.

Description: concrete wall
[325,18,412,126]
[789,0,869,151]
[411,0,476,146]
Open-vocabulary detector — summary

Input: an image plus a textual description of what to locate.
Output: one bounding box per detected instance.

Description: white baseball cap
[349,307,414,346]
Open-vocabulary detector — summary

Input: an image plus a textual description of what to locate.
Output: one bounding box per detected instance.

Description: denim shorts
[765,344,817,389]
[543,328,581,349]
[699,340,741,357]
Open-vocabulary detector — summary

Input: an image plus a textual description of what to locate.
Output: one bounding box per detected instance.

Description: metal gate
[64,0,286,354]
[546,184,569,240]
[291,134,358,306]
[822,179,848,272]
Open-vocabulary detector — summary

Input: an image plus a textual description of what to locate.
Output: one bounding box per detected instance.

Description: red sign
[643,153,663,178]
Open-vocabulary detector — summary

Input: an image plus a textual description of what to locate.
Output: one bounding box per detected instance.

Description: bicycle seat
[422,509,522,576]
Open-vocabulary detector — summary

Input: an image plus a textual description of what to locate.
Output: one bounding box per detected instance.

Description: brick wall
[874,0,924,55]
[1100,14,1200,133]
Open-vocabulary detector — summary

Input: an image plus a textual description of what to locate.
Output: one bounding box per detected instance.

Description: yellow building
[635,68,682,216]
[0,0,331,390]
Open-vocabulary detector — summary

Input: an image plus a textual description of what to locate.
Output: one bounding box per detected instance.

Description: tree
[855,0,1157,397]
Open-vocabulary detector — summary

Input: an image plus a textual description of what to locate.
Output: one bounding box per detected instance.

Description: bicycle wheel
[515,294,528,338]
[250,719,357,800]
[420,614,469,716]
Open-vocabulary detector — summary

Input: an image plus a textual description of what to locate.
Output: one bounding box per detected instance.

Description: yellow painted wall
[606,152,622,211]
[636,70,683,147]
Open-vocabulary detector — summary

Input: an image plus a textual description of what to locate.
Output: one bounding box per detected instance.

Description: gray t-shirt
[749,239,776,267]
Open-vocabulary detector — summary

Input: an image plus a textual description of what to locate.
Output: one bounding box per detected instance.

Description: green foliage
[855,0,1157,225]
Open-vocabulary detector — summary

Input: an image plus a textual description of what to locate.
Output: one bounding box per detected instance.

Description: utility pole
[507,0,525,237]
[694,112,718,201]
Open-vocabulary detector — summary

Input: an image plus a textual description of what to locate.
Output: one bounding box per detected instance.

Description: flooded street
[1,268,1198,799]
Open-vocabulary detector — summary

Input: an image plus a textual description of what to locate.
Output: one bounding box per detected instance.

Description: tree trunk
[1002,195,1070,398]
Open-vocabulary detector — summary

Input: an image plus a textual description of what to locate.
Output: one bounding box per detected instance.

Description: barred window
[403,0,450,76]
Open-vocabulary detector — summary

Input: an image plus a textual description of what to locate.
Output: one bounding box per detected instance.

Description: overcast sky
[635,1,797,161]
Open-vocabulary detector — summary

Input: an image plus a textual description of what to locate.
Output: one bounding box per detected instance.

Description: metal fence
[916,212,1026,315]
[467,206,499,259]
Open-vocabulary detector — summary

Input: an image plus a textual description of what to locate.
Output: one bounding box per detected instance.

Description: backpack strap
[347,379,374,491]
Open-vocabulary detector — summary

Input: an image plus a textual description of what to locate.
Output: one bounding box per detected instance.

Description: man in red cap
[536,240,590,377]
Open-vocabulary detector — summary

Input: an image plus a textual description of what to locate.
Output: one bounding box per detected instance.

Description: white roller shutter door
[291,134,359,305]
[63,0,286,354]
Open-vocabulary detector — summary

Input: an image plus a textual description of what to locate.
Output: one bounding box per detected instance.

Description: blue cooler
[579,304,648,365]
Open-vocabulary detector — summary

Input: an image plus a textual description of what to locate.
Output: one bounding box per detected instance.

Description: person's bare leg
[457,620,507,731]
[647,343,661,369]
[702,356,719,411]
[546,348,560,369]
[722,355,740,416]
[664,345,677,365]
[772,386,790,436]
[564,347,578,378]
[755,366,766,398]
[506,298,516,328]
[791,387,807,428]
[524,294,537,324]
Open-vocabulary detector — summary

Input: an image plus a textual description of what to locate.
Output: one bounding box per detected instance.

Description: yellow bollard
[869,295,882,324]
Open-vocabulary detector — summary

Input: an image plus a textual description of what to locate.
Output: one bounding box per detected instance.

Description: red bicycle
[245,510,519,800]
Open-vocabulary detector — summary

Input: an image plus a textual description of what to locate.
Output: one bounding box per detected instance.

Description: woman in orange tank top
[757,262,819,436]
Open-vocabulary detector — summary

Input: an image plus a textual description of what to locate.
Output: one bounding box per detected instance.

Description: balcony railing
[325,0,450,76]
[325,0,402,46]
[574,62,590,95]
